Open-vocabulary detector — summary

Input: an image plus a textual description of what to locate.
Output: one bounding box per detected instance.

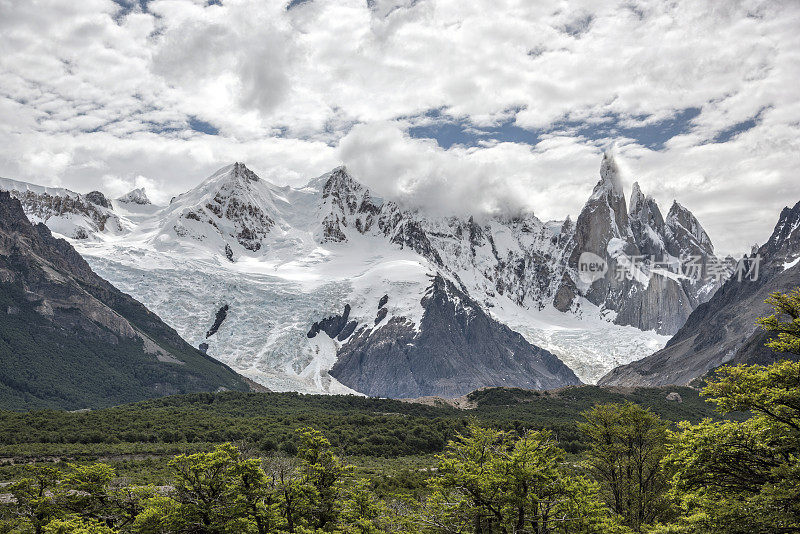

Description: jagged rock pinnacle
[629,181,644,216]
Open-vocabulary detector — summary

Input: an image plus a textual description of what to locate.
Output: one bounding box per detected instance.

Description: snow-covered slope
[5,158,720,392]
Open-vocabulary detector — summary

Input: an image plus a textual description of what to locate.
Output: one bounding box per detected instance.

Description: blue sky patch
[188,117,220,136]
[712,110,763,143]
[407,109,541,149]
[407,107,701,151]
[554,107,701,150]
[286,0,312,10]
[110,0,150,15]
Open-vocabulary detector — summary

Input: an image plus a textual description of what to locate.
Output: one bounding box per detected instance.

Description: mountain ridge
[0,156,728,394]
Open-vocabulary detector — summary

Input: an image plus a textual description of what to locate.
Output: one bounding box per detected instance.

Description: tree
[107,481,157,532]
[338,479,393,534]
[135,443,246,533]
[422,423,626,534]
[42,515,117,534]
[263,454,309,533]
[296,427,349,530]
[664,359,800,533]
[579,403,671,531]
[232,456,281,534]
[131,436,355,533]
[60,464,116,528]
[7,465,63,534]
[757,288,800,355]
[660,290,800,533]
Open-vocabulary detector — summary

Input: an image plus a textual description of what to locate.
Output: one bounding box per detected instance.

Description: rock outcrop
[117,187,151,205]
[206,304,229,338]
[329,275,581,398]
[169,162,276,252]
[0,177,125,240]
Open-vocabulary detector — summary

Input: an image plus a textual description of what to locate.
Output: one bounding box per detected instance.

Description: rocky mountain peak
[767,200,800,247]
[628,183,663,224]
[665,200,713,257]
[169,163,276,253]
[0,179,122,240]
[593,151,625,200]
[555,156,721,334]
[629,181,644,216]
[570,153,631,258]
[0,190,30,233]
[85,191,111,208]
[317,167,382,243]
[117,187,151,205]
[322,166,363,199]
[759,200,800,268]
[628,182,667,257]
[230,162,260,183]
[600,197,800,388]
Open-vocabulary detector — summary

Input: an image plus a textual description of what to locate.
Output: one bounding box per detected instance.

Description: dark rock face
[206,304,229,338]
[329,275,581,398]
[85,191,111,208]
[307,304,352,339]
[224,244,234,262]
[629,182,666,258]
[319,167,381,243]
[0,191,249,409]
[381,214,444,265]
[378,294,389,308]
[600,200,800,387]
[206,189,273,251]
[664,201,715,259]
[317,168,446,264]
[553,271,578,312]
[337,320,358,341]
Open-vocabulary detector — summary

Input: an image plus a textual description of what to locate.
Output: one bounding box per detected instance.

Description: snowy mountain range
[0,154,729,396]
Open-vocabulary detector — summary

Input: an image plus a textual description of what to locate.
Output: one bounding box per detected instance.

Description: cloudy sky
[1,0,798,254]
